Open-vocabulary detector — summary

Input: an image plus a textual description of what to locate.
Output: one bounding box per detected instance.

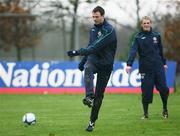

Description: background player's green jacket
[127,29,166,73]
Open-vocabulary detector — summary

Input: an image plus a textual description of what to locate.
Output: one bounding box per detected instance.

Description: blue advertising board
[0,61,176,94]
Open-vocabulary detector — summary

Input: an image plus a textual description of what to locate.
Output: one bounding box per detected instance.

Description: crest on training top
[97,31,102,38]
[153,37,158,44]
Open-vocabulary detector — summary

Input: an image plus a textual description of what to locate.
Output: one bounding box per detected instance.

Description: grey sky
[77,0,176,26]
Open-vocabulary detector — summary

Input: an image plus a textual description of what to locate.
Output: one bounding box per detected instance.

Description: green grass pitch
[0,92,180,136]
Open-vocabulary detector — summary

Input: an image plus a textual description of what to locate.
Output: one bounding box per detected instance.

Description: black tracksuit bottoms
[84,61,112,122]
[141,69,169,107]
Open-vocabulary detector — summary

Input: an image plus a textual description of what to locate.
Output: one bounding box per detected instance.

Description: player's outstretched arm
[67,50,80,57]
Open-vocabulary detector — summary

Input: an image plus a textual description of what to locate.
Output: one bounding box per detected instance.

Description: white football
[22,113,36,125]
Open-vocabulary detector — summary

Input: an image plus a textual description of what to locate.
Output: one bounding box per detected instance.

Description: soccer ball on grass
[22,113,36,125]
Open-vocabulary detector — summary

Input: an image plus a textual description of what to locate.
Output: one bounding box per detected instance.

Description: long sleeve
[127,38,138,66]
[78,26,116,56]
[79,56,87,65]
[158,35,166,65]
[79,30,92,64]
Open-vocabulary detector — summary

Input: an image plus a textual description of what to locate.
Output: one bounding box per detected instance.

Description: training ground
[0,88,180,136]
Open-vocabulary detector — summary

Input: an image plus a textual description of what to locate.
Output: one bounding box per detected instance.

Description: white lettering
[48,69,65,87]
[0,62,143,88]
[29,65,41,87]
[111,63,129,87]
[12,69,28,87]
[0,63,15,87]
[39,63,50,86]
[107,74,112,86]
[129,69,141,87]
[64,69,83,86]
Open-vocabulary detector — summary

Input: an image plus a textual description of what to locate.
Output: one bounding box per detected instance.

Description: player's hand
[164,65,168,70]
[67,50,79,57]
[126,66,132,73]
[78,62,84,71]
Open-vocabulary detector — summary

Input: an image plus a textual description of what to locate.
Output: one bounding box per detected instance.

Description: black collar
[94,19,107,28]
[141,27,152,34]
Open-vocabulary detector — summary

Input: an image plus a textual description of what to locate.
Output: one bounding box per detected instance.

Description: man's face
[141,19,152,31]
[92,11,104,25]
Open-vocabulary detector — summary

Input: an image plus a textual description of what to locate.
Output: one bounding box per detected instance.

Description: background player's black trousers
[84,61,111,122]
[141,69,169,110]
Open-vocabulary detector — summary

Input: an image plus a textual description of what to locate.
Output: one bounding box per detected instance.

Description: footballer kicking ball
[22,113,36,125]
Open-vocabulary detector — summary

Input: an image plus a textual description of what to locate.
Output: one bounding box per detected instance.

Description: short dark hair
[92,6,105,16]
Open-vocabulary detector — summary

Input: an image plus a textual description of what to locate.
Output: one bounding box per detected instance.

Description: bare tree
[41,0,99,60]
[111,0,141,60]
[163,1,180,72]
[0,0,39,61]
